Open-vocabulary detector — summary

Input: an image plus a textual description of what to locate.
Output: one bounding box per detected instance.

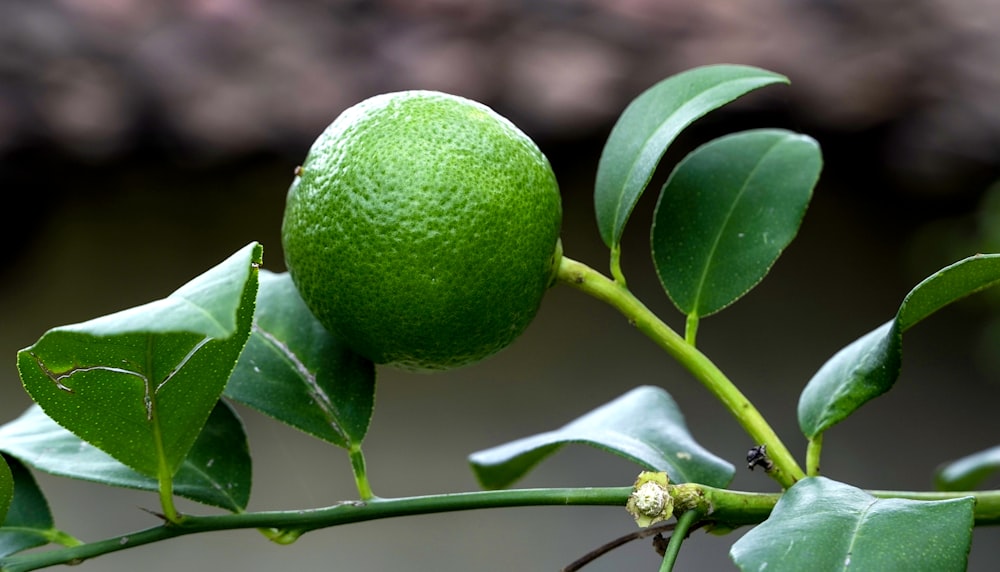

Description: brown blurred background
[2,1,1000,570]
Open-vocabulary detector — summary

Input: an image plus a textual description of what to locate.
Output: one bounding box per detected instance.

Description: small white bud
[626,471,673,527]
[633,482,666,515]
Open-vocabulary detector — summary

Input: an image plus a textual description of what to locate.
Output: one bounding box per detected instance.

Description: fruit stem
[556,255,805,488]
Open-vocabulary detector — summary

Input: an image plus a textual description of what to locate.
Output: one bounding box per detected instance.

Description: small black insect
[747,444,774,472]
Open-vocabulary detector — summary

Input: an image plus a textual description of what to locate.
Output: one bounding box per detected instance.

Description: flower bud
[626,471,673,527]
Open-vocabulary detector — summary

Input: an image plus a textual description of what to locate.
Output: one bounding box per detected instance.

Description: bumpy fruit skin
[282,90,562,371]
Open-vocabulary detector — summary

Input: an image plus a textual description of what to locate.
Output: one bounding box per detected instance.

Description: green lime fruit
[282,90,563,371]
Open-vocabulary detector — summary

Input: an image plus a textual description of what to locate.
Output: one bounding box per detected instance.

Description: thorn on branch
[138,506,170,523]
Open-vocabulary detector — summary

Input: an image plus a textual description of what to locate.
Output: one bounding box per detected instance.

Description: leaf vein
[842,496,879,570]
[253,324,350,444]
[689,135,788,314]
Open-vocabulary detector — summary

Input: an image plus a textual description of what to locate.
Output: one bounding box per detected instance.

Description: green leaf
[16,243,262,479]
[225,271,375,449]
[0,456,54,558]
[652,129,820,317]
[0,457,10,525]
[798,320,901,440]
[468,385,733,489]
[0,402,251,512]
[594,64,788,249]
[936,445,1000,491]
[898,254,1000,329]
[730,477,974,572]
[798,254,1000,438]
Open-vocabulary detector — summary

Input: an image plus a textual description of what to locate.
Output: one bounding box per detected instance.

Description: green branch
[557,256,806,488]
[0,487,631,572]
[659,509,700,571]
[4,483,998,571]
[869,489,1000,526]
[690,485,1000,530]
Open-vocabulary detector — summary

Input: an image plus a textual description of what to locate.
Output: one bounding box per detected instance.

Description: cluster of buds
[625,471,673,527]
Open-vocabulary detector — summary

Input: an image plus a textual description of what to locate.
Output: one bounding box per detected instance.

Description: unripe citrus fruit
[282,90,562,371]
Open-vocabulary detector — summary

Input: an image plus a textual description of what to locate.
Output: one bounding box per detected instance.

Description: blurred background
[2,0,1000,570]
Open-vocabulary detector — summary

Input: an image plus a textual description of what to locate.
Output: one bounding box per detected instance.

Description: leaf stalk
[349,445,374,500]
[806,434,823,476]
[684,314,699,346]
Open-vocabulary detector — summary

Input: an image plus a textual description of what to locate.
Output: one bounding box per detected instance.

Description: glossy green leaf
[652,129,820,317]
[897,254,1000,329]
[468,385,733,489]
[798,320,901,440]
[0,457,10,525]
[0,402,250,512]
[731,477,973,571]
[799,254,1000,438]
[594,64,788,248]
[936,445,1000,491]
[16,243,262,479]
[225,271,375,448]
[0,456,54,558]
